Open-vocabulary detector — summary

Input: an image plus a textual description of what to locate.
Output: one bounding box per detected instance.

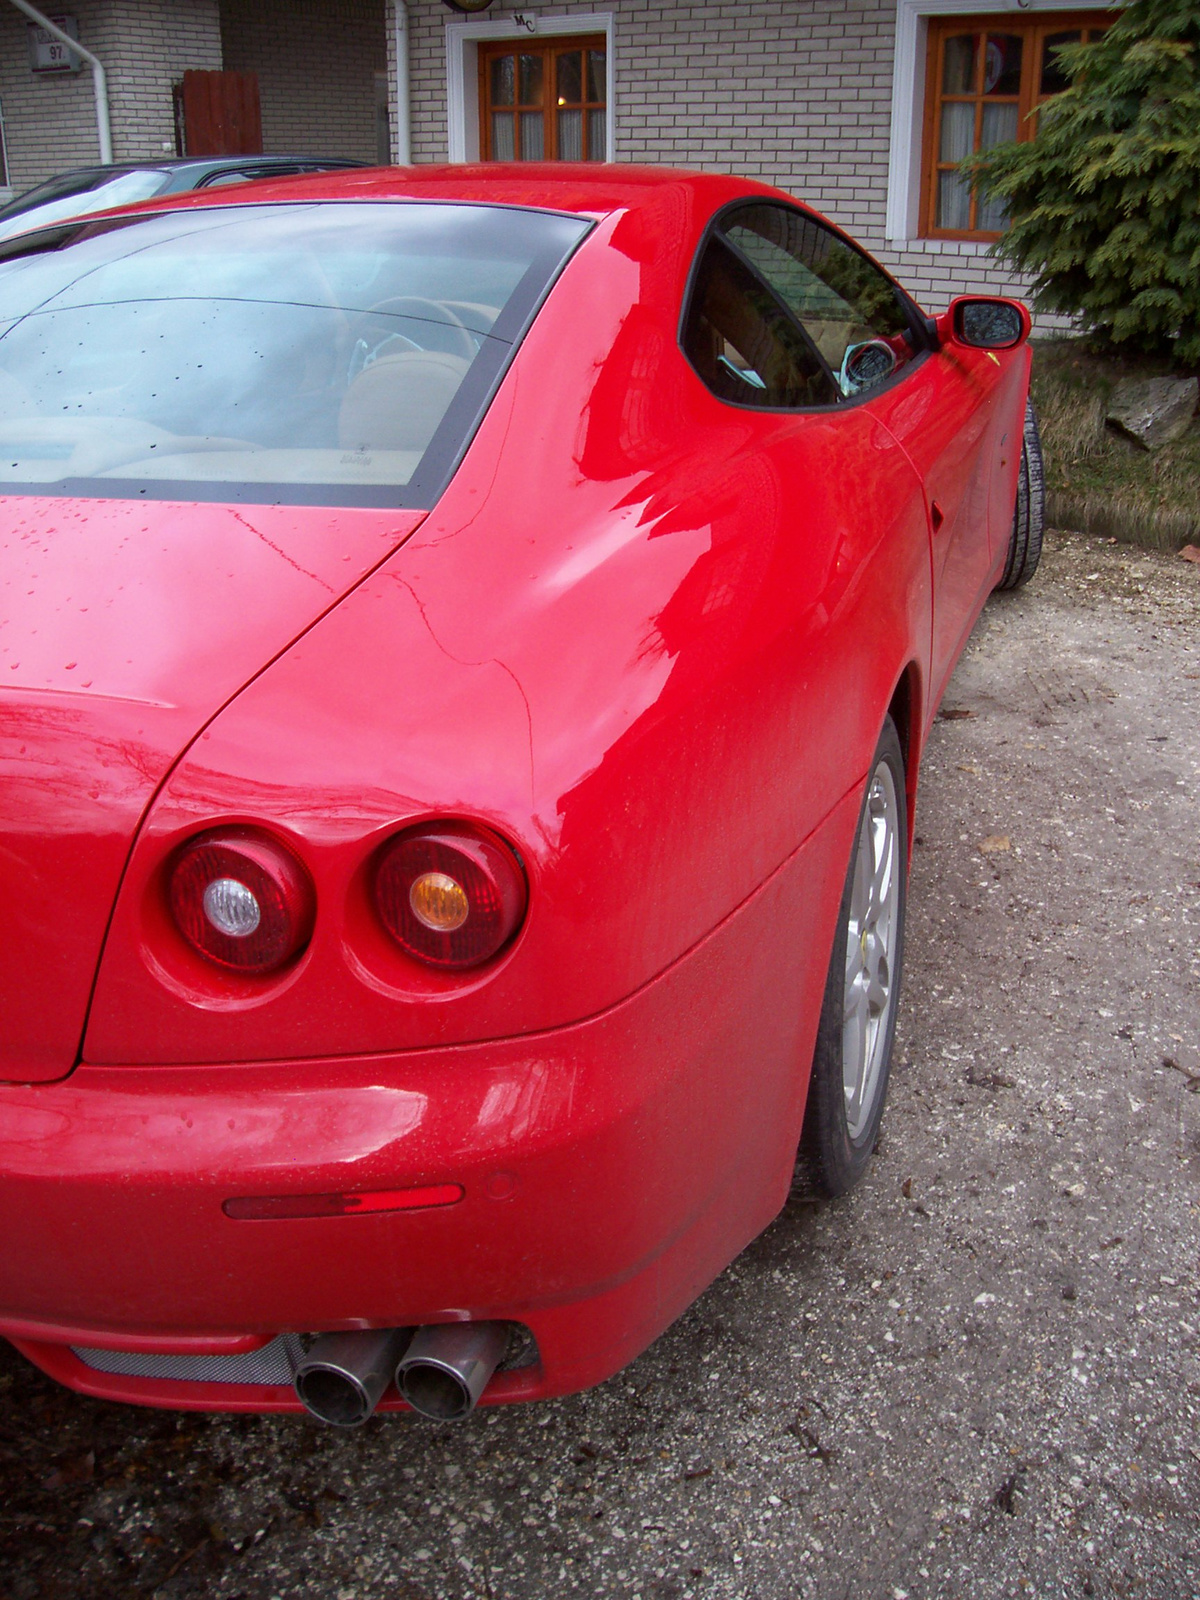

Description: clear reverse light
[202,877,262,938]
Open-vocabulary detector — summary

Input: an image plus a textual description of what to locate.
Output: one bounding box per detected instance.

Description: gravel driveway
[3,530,1198,1600]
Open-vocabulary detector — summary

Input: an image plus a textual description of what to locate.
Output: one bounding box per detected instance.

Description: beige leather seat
[338,350,469,455]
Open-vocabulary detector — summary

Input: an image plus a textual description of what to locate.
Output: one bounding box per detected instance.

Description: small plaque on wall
[28,15,83,74]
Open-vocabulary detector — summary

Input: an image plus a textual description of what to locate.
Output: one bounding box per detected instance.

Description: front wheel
[795,718,907,1198]
[995,398,1045,591]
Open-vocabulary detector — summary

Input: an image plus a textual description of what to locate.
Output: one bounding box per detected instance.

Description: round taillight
[372,823,527,968]
[168,830,315,973]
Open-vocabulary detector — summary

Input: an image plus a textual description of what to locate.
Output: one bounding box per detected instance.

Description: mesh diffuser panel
[71,1334,308,1385]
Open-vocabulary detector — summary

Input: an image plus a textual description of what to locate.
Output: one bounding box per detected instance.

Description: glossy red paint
[83,197,942,1064]
[0,500,424,1081]
[1,798,851,1407]
[0,167,1032,1413]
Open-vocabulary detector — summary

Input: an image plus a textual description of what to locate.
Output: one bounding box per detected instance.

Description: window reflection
[0,202,589,504]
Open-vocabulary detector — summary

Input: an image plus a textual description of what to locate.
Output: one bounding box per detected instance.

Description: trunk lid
[0,494,423,1082]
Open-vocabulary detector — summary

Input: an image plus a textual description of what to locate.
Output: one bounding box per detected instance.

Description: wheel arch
[886,660,923,855]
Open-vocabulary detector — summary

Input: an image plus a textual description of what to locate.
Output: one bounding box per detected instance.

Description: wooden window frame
[478,36,607,163]
[920,11,1114,240]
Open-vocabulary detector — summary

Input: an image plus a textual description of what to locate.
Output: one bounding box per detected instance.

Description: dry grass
[1030,340,1200,551]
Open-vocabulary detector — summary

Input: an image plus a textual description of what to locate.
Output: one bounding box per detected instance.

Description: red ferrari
[0,165,1042,1426]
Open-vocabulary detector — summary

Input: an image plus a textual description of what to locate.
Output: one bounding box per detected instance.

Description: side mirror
[938,296,1031,351]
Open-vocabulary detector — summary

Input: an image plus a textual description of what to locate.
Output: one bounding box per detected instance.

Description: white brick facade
[389,0,1082,318]
[0,0,1086,318]
[221,0,385,160]
[0,1,221,192]
[0,0,384,196]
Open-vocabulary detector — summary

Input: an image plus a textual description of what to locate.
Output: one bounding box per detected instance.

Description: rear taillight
[372,823,527,968]
[168,830,315,973]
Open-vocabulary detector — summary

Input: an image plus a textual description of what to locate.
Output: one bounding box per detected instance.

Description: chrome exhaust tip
[396,1321,508,1421]
[294,1328,411,1427]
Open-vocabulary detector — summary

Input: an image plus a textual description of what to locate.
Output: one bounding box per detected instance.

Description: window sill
[887,235,1001,253]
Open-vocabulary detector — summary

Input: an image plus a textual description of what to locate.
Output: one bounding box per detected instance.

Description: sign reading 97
[28,15,83,74]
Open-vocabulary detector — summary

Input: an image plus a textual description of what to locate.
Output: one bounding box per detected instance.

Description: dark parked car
[0,155,368,242]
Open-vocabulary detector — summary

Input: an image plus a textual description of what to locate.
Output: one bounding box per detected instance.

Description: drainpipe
[9,0,112,163]
[393,0,410,165]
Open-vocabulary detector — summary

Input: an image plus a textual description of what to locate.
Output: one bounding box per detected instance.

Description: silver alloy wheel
[841,758,902,1140]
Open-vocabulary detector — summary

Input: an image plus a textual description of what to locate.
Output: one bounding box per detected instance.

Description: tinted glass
[199,166,302,188]
[942,33,977,94]
[983,34,1023,96]
[1040,30,1082,95]
[0,201,589,507]
[0,168,124,219]
[722,205,917,396]
[682,236,838,409]
[490,55,514,107]
[0,169,169,242]
[518,53,543,105]
[557,50,582,104]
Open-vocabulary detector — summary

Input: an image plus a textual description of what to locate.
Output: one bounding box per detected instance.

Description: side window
[199,167,303,187]
[681,235,840,410]
[722,204,920,397]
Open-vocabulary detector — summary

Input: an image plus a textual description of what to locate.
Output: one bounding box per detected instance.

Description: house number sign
[28,15,82,74]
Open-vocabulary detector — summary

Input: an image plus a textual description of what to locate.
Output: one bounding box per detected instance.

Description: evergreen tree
[966,0,1200,364]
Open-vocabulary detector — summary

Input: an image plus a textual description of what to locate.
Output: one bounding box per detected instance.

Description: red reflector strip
[222,1183,464,1221]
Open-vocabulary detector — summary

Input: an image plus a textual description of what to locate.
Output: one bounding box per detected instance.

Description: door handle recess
[930,499,945,532]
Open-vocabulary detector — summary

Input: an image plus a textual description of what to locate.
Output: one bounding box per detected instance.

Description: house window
[921,12,1113,238]
[478,37,606,161]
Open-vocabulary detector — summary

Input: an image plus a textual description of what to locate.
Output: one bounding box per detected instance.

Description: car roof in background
[0,155,368,221]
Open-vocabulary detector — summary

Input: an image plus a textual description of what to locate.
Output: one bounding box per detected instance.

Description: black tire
[794,718,908,1199]
[995,398,1045,591]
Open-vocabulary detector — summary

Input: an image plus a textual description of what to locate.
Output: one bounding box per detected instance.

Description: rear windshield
[0,200,589,507]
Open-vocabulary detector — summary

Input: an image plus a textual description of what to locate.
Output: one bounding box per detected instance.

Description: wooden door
[176,70,263,157]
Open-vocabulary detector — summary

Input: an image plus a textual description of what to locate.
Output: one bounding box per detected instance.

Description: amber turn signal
[409,871,471,932]
[372,822,527,968]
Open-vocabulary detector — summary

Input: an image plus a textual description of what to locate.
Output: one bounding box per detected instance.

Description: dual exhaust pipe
[294,1321,509,1427]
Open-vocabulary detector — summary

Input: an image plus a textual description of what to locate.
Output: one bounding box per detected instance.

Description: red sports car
[0,165,1042,1426]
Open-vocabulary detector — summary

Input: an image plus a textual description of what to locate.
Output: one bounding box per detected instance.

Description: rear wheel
[995,398,1045,591]
[794,718,907,1198]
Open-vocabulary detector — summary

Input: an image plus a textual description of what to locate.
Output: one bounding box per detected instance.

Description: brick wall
[0,0,222,193]
[221,0,386,161]
[390,0,1059,321]
[0,0,1059,316]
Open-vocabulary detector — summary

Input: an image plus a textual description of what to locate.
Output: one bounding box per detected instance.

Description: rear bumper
[1,795,852,1411]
